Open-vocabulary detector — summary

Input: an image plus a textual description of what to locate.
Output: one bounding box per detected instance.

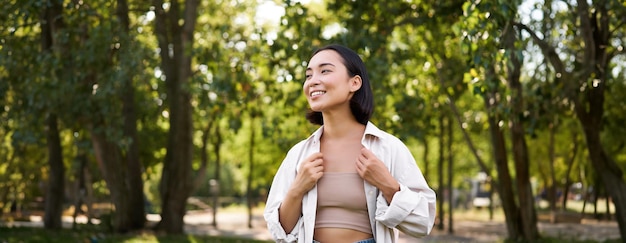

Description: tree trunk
[153,0,199,233]
[111,0,146,232]
[91,130,141,232]
[562,133,579,210]
[436,114,445,231]
[247,115,256,228]
[575,0,625,234]
[157,66,194,233]
[510,118,539,239]
[212,124,222,228]
[548,122,558,211]
[446,116,453,234]
[482,70,521,239]
[503,22,539,240]
[44,114,64,229]
[543,0,557,211]
[486,110,521,239]
[73,153,88,228]
[580,120,626,232]
[82,0,146,233]
[593,177,600,218]
[119,78,146,231]
[194,119,213,193]
[41,0,65,229]
[117,0,146,231]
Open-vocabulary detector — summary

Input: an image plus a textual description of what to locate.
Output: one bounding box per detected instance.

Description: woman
[264,44,436,243]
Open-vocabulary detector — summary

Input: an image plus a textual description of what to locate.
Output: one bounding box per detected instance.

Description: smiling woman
[303,45,373,126]
[264,44,436,243]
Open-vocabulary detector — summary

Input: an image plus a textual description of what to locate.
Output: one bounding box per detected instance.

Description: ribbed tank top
[315,172,372,234]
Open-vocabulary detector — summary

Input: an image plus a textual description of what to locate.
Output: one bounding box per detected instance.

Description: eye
[321,69,331,74]
[305,73,312,79]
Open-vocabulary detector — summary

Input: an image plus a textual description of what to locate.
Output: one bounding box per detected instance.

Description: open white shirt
[264,122,436,243]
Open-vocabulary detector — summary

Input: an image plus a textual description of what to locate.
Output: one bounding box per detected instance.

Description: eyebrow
[306,63,336,71]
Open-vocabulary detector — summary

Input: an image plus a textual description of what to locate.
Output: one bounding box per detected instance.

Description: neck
[321,111,366,140]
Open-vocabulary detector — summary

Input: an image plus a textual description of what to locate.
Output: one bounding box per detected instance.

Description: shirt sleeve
[373,138,437,238]
[263,142,304,242]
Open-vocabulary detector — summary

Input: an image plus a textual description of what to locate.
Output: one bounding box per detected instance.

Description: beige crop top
[315,172,372,234]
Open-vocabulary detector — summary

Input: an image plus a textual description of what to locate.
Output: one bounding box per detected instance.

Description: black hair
[305,44,374,125]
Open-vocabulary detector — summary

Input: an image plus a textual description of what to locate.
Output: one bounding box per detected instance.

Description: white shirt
[264,122,436,243]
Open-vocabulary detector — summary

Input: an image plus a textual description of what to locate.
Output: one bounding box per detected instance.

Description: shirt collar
[307,121,385,144]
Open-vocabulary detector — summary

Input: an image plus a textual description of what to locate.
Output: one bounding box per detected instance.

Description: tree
[459,0,539,240]
[115,0,146,231]
[502,19,539,240]
[85,0,147,232]
[40,0,66,230]
[152,0,199,233]
[516,0,626,236]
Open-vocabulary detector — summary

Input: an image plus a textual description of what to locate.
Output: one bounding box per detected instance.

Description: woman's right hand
[279,152,324,233]
[290,152,324,196]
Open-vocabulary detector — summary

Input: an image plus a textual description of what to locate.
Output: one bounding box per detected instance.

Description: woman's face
[304,50,361,112]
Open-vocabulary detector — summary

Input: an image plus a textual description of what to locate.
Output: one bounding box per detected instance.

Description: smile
[310,91,326,97]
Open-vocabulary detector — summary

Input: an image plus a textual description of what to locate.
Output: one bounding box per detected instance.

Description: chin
[307,103,322,111]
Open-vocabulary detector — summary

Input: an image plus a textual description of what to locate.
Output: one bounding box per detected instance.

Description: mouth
[310,91,326,97]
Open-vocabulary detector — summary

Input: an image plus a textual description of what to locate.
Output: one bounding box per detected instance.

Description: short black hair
[305,44,374,125]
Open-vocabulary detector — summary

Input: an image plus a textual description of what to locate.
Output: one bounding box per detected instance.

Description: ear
[349,75,362,92]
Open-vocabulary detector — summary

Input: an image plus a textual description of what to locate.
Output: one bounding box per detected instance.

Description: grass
[0,226,273,243]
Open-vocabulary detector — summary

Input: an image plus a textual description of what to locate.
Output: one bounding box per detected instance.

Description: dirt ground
[419,219,621,242]
[180,210,621,242]
[2,209,621,242]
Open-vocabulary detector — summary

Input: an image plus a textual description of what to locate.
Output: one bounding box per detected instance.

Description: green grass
[0,226,273,243]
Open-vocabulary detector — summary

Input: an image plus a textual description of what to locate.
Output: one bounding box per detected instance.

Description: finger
[355,161,363,173]
[309,152,324,160]
[312,157,324,163]
[310,158,324,169]
[355,156,366,172]
[314,169,324,178]
[312,161,324,171]
[357,153,368,164]
[300,153,323,169]
[360,147,373,158]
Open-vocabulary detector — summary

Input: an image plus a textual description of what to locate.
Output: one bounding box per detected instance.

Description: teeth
[311,91,325,97]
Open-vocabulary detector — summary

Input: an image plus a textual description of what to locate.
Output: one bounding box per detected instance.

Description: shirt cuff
[375,184,420,227]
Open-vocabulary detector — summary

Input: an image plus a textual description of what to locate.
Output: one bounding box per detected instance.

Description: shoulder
[286,139,307,155]
[365,122,408,148]
[284,126,322,158]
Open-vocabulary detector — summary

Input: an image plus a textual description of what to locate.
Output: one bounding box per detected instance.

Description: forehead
[307,50,344,68]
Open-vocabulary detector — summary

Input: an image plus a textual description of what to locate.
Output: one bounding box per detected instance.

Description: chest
[320,139,363,172]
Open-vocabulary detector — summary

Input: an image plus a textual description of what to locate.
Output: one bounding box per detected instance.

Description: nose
[307,74,321,87]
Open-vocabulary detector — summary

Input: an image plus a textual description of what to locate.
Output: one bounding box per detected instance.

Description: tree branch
[514,23,565,76]
[427,51,493,179]
[576,0,595,66]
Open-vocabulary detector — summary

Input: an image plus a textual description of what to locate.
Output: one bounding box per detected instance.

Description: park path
[5,209,620,242]
[180,210,621,242]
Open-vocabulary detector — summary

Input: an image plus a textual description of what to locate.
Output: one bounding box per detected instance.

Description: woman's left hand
[356,148,400,203]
